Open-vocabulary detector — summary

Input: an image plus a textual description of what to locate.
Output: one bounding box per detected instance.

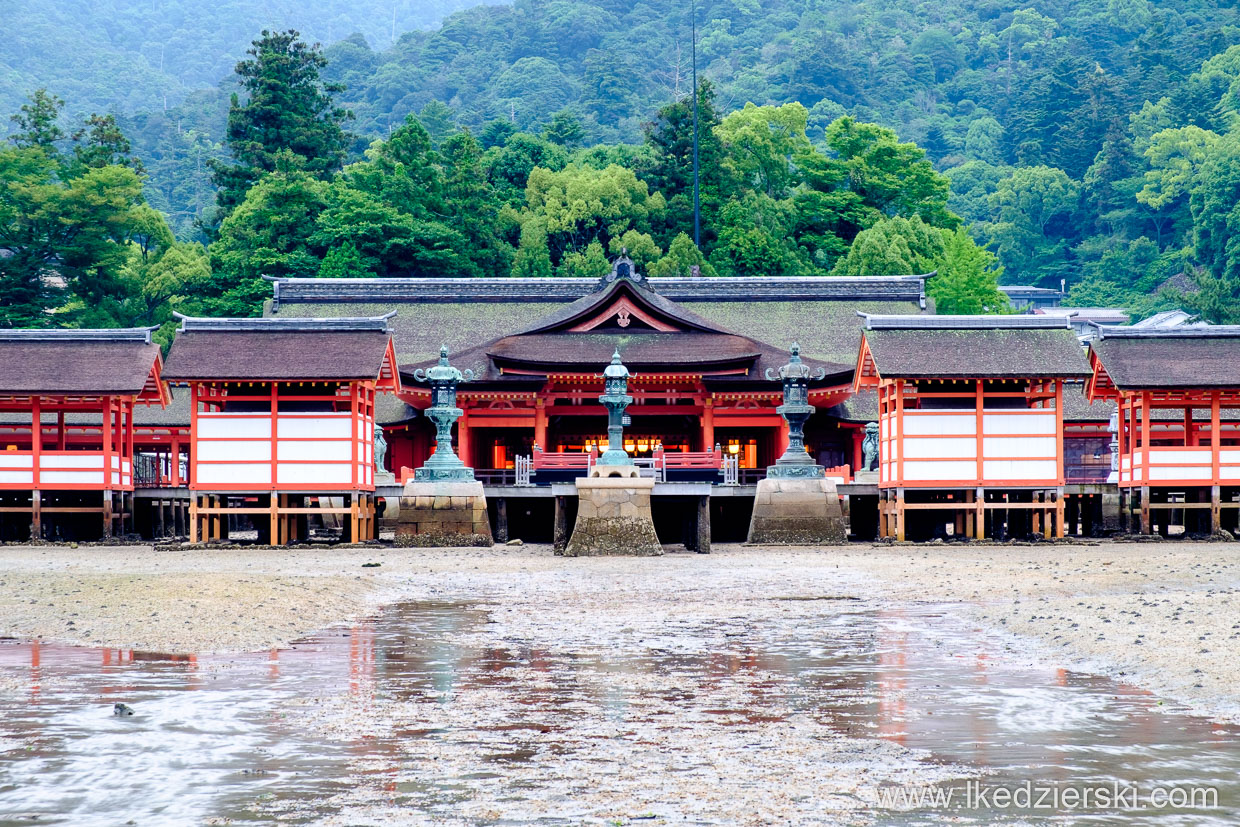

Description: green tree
[205,162,328,315]
[211,30,352,223]
[1187,132,1240,322]
[648,232,718,278]
[984,165,1081,286]
[524,162,665,263]
[0,147,151,326]
[557,239,610,278]
[544,109,585,149]
[928,227,1009,314]
[832,216,946,277]
[9,89,66,153]
[715,102,811,198]
[511,217,552,278]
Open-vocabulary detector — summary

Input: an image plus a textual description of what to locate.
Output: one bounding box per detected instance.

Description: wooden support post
[30,490,41,543]
[350,492,360,544]
[1212,484,1222,535]
[1140,486,1151,535]
[495,497,508,543]
[156,498,165,538]
[102,491,113,540]
[696,495,711,554]
[270,493,280,546]
[974,488,985,540]
[895,487,906,542]
[190,495,199,543]
[1055,489,1065,539]
[553,495,568,553]
[1033,491,1043,536]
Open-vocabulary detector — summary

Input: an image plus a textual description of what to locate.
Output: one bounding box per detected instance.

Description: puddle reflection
[0,601,1236,825]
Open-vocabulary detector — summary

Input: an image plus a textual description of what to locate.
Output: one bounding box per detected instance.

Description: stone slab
[746,477,848,546]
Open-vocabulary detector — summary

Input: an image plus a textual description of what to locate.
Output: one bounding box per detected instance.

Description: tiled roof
[0,329,161,395]
[1090,328,1240,389]
[163,315,394,381]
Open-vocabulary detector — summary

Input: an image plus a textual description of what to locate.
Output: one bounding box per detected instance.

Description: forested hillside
[0,0,492,117]
[7,0,1240,333]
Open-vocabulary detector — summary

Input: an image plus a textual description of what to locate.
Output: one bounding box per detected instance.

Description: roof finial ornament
[602,251,641,289]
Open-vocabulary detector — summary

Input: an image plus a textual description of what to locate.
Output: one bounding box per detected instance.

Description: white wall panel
[196,463,271,485]
[903,437,975,459]
[903,460,976,481]
[42,471,104,485]
[880,420,889,438]
[277,416,351,439]
[983,460,1057,480]
[1221,467,1240,480]
[0,471,33,484]
[983,412,1055,435]
[277,463,352,485]
[41,454,103,469]
[0,455,33,468]
[983,437,1056,458]
[1149,466,1212,481]
[198,415,271,439]
[1149,449,1212,465]
[903,413,974,436]
[199,441,271,461]
[277,441,351,461]
[1221,450,1240,465]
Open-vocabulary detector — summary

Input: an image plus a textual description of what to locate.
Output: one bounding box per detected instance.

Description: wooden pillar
[349,491,360,544]
[457,411,472,468]
[1139,485,1151,535]
[1212,484,1222,534]
[1055,489,1065,539]
[1033,490,1043,536]
[495,497,508,543]
[553,495,568,553]
[271,494,281,546]
[102,491,113,540]
[701,400,714,452]
[534,400,547,450]
[30,489,41,543]
[696,495,711,554]
[972,488,983,540]
[895,487,906,542]
[189,495,199,543]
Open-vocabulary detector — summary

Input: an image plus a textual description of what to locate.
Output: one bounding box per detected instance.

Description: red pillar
[701,399,714,451]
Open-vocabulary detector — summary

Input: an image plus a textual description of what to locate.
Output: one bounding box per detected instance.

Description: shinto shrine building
[854,314,1091,540]
[161,315,401,544]
[1087,325,1240,535]
[0,329,167,541]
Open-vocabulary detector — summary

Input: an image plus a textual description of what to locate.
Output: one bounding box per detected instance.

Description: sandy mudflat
[0,540,1236,725]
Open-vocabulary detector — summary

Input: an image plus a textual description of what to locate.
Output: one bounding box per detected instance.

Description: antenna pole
[691,0,701,248]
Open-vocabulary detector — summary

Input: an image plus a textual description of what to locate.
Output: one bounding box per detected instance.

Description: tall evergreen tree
[210,30,352,226]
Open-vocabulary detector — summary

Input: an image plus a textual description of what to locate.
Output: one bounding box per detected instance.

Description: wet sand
[0,540,1236,724]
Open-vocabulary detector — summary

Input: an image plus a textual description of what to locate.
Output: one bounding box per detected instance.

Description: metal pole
[691,0,701,247]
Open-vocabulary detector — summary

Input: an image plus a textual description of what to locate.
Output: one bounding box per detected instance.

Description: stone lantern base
[746,476,848,545]
[395,480,493,546]
[563,474,662,557]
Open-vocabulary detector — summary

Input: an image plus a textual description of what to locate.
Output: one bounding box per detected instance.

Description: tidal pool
[0,599,1236,825]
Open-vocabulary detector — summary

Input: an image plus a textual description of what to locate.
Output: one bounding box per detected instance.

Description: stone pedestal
[747,476,848,545]
[563,473,662,557]
[395,480,492,546]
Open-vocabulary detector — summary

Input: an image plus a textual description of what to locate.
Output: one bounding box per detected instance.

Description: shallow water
[0,599,1236,825]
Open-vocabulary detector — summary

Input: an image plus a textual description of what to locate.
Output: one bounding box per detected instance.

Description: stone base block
[563,476,662,557]
[396,480,492,547]
[747,477,848,545]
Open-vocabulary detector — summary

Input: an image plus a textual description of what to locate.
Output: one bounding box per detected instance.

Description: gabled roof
[855,314,1091,381]
[516,277,728,335]
[1088,326,1240,392]
[163,315,400,385]
[0,328,166,400]
[402,277,854,386]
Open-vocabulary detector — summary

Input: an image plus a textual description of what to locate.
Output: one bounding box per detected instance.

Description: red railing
[654,446,723,470]
[532,445,598,470]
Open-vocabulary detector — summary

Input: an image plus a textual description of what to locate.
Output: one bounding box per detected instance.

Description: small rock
[506,538,524,546]
[361,562,381,568]
[113,703,134,717]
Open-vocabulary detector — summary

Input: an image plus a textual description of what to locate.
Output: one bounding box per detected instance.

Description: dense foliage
[9,0,1240,325]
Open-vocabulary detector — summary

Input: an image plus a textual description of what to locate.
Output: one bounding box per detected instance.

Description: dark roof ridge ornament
[600,250,642,289]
